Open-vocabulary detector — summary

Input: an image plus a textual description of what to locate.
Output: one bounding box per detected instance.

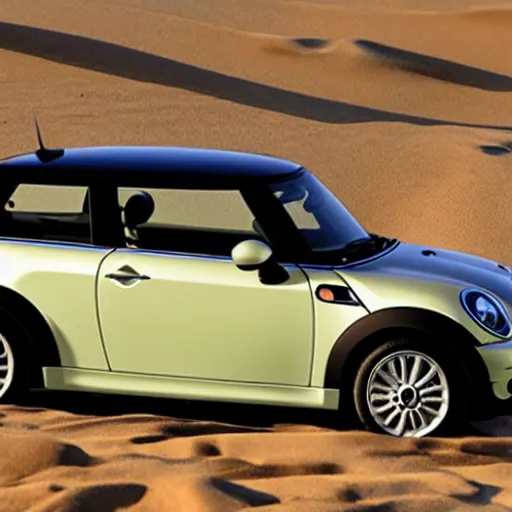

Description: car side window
[117,187,262,257]
[0,184,91,245]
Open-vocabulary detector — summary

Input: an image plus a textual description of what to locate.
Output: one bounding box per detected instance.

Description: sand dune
[2,0,512,509]
[1,20,510,131]
[1,399,512,511]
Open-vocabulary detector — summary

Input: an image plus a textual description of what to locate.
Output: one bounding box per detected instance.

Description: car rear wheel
[353,338,467,437]
[0,311,32,403]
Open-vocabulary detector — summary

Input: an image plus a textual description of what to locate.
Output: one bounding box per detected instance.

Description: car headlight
[460,289,511,337]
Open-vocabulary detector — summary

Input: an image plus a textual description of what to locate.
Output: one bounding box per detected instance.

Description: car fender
[323,307,490,395]
[0,285,61,387]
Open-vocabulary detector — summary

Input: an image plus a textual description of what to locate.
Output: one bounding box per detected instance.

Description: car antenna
[34,116,65,163]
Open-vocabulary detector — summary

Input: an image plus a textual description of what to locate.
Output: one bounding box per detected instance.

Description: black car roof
[0,146,303,188]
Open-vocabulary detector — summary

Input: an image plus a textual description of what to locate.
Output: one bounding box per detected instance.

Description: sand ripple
[0,406,511,510]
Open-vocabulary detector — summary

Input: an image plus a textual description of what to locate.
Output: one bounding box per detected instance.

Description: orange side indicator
[318,287,335,302]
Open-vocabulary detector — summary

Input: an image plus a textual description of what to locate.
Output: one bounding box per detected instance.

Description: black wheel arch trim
[0,286,61,387]
[324,307,492,414]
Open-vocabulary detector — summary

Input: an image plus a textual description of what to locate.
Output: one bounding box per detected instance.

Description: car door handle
[105,267,151,285]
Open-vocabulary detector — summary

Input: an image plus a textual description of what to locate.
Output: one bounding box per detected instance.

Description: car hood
[335,241,512,310]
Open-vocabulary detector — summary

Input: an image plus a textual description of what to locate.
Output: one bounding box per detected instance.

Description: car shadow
[1,21,511,131]
[16,389,491,437]
[17,389,340,430]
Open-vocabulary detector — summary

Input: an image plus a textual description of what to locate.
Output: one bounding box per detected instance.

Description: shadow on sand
[15,389,489,437]
[354,39,512,92]
[17,389,339,430]
[0,21,511,130]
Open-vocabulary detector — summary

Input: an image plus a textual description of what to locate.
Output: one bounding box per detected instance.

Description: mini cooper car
[0,140,510,438]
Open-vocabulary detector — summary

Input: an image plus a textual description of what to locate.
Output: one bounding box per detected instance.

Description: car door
[97,186,314,386]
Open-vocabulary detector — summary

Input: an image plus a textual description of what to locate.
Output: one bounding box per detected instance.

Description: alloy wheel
[366,350,449,437]
[0,334,15,399]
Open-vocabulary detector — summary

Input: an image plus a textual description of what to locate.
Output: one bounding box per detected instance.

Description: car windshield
[269,170,371,253]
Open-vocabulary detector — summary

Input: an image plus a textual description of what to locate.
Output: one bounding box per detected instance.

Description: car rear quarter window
[8,184,87,213]
[1,184,91,245]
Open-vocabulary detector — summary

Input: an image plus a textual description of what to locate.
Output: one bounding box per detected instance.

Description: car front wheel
[353,338,467,437]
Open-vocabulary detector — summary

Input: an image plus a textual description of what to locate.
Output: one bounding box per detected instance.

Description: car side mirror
[231,240,289,285]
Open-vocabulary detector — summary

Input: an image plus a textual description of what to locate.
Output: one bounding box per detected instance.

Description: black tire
[0,309,33,403]
[353,337,469,437]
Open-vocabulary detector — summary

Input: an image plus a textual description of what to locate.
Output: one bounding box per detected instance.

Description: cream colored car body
[337,243,512,345]
[0,238,360,409]
[1,231,512,409]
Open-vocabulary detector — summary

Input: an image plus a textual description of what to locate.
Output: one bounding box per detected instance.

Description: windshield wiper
[342,236,378,254]
[340,234,397,256]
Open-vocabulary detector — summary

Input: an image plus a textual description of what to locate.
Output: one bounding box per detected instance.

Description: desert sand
[1,0,512,509]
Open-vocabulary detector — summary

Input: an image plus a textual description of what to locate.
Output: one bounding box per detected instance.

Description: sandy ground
[1,0,512,509]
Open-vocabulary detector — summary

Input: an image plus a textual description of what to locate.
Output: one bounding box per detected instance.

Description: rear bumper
[477,340,512,401]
